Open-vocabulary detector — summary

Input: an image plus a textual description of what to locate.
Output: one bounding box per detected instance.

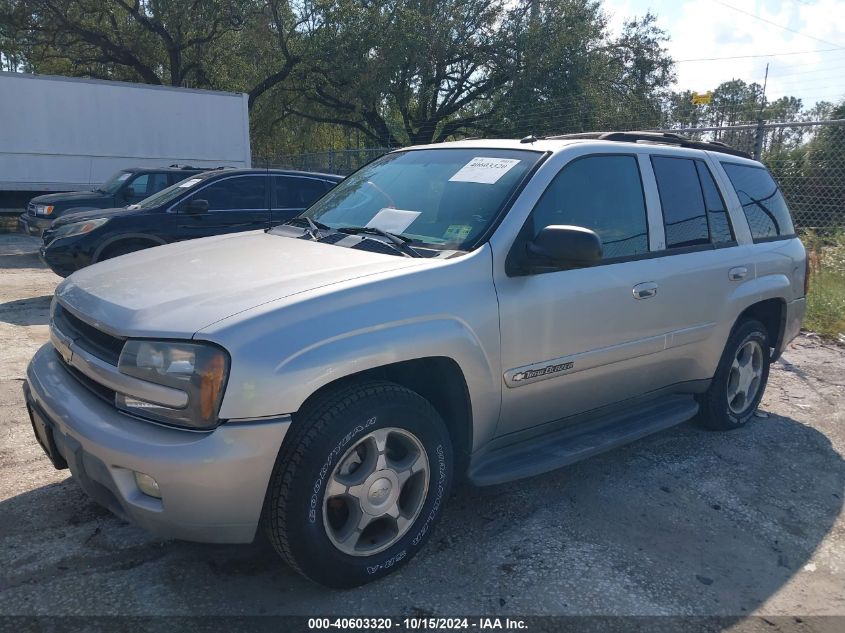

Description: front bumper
[38,234,96,278]
[38,243,78,278]
[24,343,290,543]
[19,213,51,237]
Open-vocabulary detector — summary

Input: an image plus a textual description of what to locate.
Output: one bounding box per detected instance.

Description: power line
[763,62,845,78]
[676,47,845,63]
[710,0,845,49]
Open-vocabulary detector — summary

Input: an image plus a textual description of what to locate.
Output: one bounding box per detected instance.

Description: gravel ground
[0,232,843,618]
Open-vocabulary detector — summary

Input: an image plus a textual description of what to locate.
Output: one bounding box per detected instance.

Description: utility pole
[753,63,769,160]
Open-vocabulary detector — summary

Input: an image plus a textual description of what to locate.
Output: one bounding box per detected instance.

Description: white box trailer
[0,71,251,209]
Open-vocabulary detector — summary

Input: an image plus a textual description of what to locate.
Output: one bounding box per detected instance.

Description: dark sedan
[39,168,342,277]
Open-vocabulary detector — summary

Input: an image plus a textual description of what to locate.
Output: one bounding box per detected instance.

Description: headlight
[116,340,230,429]
[51,217,109,239]
[35,204,55,216]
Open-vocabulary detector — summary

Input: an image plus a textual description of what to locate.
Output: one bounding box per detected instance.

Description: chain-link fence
[257,119,845,232]
[256,147,390,176]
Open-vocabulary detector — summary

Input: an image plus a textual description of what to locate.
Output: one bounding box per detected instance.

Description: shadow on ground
[0,295,52,326]
[0,229,47,270]
[0,410,842,616]
[0,250,44,271]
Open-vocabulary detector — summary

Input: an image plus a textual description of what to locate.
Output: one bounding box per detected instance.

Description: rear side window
[651,157,710,248]
[530,155,648,259]
[273,176,328,209]
[651,156,735,248]
[721,163,794,239]
[188,176,266,211]
[695,161,733,244]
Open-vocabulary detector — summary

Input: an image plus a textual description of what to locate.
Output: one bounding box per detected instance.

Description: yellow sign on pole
[691,91,713,105]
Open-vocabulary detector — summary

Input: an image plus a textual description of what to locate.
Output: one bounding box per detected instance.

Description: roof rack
[546,131,751,159]
[168,164,199,170]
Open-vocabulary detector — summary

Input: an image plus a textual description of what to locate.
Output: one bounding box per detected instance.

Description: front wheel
[97,239,151,262]
[264,380,453,588]
[698,319,771,430]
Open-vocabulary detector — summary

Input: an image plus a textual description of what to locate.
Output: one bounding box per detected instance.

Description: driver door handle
[729,266,748,281]
[633,282,658,299]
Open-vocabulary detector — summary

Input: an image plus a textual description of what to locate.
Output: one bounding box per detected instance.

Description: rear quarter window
[721,162,794,240]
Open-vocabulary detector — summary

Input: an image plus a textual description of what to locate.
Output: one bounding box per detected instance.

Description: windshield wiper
[338,226,423,258]
[281,216,330,240]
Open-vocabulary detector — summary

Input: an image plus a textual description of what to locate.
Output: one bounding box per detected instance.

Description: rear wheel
[698,319,771,430]
[264,380,453,588]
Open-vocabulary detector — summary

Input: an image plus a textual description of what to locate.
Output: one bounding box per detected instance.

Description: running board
[468,396,699,486]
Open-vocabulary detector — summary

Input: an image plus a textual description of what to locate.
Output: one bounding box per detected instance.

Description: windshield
[132,172,214,209]
[300,148,543,250]
[97,170,133,194]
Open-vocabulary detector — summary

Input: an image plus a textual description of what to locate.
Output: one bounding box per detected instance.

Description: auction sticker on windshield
[449,157,521,184]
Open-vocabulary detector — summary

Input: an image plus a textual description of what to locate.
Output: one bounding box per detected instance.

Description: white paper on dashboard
[117,173,132,181]
[365,208,421,234]
[449,157,521,184]
[178,178,202,188]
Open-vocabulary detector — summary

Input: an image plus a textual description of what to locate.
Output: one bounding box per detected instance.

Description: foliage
[768,103,845,230]
[0,0,839,155]
[802,229,845,341]
[494,3,673,137]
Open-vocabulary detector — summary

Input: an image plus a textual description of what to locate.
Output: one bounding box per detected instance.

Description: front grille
[56,350,116,405]
[27,202,36,214]
[53,304,125,366]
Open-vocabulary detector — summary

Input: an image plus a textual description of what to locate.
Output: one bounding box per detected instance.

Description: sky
[603,0,845,112]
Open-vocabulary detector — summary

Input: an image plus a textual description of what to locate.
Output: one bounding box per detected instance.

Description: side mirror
[526,225,602,271]
[185,199,209,214]
[123,186,136,199]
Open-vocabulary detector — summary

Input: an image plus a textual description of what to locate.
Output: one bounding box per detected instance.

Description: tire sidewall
[284,392,453,587]
[714,323,771,428]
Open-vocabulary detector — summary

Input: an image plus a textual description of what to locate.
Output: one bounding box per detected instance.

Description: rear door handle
[632,282,658,299]
[729,266,748,281]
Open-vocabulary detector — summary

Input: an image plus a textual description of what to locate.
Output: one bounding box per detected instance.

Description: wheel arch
[93,233,167,262]
[295,357,474,478]
[734,298,787,360]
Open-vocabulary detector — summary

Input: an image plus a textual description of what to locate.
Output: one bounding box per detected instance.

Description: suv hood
[51,206,137,227]
[55,231,425,338]
[30,190,110,207]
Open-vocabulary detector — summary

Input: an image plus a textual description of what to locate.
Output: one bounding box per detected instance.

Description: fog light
[134,471,161,498]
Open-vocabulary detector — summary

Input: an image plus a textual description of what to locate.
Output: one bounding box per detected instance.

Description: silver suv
[24,132,806,588]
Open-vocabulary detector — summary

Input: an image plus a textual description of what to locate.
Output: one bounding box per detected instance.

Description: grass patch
[805,270,845,340]
[802,229,845,342]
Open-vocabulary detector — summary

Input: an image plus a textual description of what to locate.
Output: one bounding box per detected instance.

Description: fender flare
[723,273,790,351]
[725,273,790,317]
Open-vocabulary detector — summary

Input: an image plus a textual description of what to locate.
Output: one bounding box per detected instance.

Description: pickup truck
[19,165,206,236]
[24,132,806,588]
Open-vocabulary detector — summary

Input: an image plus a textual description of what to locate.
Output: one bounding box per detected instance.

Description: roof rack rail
[546,131,751,159]
[168,164,200,169]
